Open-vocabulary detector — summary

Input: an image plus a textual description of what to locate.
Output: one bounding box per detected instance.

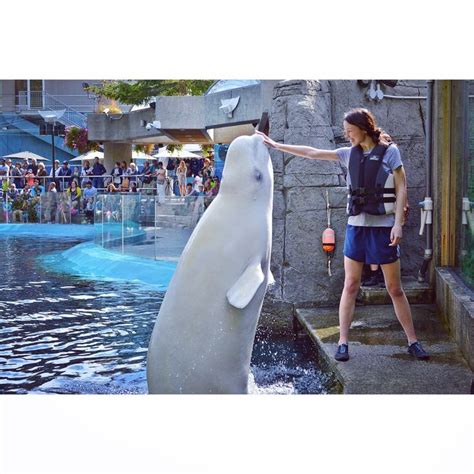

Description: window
[459,81,474,288]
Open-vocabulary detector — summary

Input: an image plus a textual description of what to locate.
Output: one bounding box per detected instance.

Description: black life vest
[347,143,396,216]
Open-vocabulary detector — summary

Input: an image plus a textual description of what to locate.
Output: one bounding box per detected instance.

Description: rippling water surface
[0,236,333,394]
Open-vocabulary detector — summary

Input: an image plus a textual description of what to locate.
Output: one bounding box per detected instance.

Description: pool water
[0,236,334,394]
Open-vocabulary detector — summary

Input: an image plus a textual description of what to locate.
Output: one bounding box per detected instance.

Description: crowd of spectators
[0,154,220,224]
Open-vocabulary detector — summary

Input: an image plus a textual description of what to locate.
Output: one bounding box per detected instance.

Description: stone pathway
[295,304,473,394]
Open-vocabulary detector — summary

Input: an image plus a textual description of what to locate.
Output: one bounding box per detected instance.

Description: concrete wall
[154,81,279,130]
[205,83,267,129]
[88,81,280,145]
[0,81,16,112]
[265,79,428,315]
[44,80,97,112]
[1,80,97,113]
[88,108,156,142]
[155,96,206,129]
[103,142,133,171]
[436,268,474,369]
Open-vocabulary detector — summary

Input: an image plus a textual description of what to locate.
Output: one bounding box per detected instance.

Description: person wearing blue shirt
[256,108,429,363]
[30,179,45,198]
[57,161,72,191]
[91,156,107,190]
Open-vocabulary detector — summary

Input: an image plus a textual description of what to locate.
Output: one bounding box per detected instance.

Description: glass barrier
[93,193,215,260]
[459,84,474,288]
[0,190,43,224]
[39,191,60,223]
[0,186,217,261]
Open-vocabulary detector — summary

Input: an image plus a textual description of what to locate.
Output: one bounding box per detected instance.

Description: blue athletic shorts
[343,224,400,265]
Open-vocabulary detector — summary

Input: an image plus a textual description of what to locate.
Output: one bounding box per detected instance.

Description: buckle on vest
[353,196,366,205]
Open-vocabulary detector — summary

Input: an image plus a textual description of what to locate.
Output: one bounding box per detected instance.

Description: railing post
[101,195,104,247]
[154,196,157,261]
[121,194,124,254]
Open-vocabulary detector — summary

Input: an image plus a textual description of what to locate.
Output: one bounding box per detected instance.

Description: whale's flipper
[226,261,265,309]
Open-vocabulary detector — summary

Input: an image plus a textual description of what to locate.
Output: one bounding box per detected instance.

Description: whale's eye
[254,170,263,182]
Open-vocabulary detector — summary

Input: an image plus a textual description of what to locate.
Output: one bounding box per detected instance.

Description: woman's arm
[393,166,407,227]
[389,166,407,246]
[255,131,339,161]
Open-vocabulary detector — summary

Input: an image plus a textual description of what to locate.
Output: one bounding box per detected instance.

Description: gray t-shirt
[336,144,403,227]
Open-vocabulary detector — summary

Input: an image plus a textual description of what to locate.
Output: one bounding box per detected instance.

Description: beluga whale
[147,133,274,394]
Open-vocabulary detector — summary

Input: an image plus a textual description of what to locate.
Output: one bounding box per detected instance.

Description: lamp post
[38,110,66,185]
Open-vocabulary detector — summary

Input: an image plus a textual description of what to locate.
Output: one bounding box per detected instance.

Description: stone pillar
[103,142,132,172]
[266,80,347,314]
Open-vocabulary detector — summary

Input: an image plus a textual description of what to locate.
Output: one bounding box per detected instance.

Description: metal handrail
[3,172,216,194]
[16,91,88,128]
[42,92,87,128]
[0,190,213,222]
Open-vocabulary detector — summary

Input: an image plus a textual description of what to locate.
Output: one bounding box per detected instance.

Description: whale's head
[220,133,273,200]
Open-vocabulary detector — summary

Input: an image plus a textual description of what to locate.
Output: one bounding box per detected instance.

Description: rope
[325,190,332,277]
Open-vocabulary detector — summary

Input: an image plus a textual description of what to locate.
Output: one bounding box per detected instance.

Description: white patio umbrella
[183,144,205,155]
[152,148,201,159]
[70,151,105,162]
[131,151,154,161]
[3,151,50,161]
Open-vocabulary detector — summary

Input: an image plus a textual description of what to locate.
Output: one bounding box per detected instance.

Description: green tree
[200,144,213,157]
[86,80,215,105]
[166,144,184,153]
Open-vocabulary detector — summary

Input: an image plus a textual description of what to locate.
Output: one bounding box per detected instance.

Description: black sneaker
[361,269,384,287]
[335,343,349,362]
[408,341,430,360]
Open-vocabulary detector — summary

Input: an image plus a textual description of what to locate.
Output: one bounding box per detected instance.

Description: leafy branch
[86,80,216,105]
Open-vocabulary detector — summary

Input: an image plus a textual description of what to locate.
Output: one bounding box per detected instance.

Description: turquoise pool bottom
[1,224,176,290]
[39,242,177,291]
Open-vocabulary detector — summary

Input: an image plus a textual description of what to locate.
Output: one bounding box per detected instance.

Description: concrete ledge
[358,277,434,305]
[88,108,156,142]
[295,304,473,394]
[435,267,474,370]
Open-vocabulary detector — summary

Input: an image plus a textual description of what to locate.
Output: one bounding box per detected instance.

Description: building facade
[0,80,98,161]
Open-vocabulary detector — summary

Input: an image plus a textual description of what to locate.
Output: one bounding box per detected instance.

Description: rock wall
[264,80,427,317]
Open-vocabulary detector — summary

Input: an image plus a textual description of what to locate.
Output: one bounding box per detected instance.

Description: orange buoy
[322,227,335,253]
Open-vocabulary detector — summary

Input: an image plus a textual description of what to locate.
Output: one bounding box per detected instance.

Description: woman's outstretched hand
[389,224,403,246]
[255,130,278,149]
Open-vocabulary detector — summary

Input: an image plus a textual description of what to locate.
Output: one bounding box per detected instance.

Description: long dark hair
[344,108,393,145]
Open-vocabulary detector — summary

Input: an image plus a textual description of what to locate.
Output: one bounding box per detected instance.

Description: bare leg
[380,260,417,344]
[338,256,364,344]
